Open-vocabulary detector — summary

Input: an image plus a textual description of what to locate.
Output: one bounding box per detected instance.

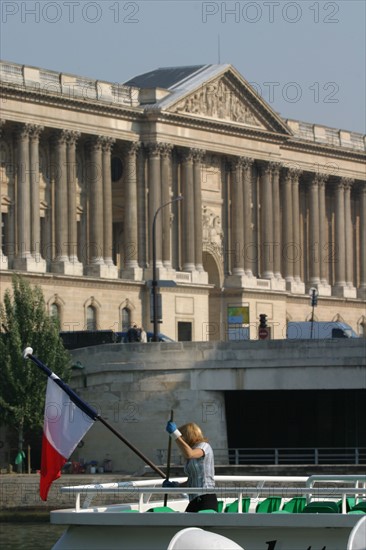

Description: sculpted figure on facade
[202,205,224,255]
[174,78,262,127]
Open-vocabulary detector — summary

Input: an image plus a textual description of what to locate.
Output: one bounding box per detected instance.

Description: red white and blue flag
[40,373,97,501]
[23,349,98,501]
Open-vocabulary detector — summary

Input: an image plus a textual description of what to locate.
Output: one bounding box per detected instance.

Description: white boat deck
[51,475,366,550]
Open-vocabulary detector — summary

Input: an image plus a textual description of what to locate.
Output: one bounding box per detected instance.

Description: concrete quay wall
[66,340,366,475]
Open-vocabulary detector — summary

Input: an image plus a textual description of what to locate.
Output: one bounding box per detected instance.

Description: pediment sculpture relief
[202,205,224,255]
[173,78,263,127]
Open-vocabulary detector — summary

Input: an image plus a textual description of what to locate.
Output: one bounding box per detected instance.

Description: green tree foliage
[0,275,71,467]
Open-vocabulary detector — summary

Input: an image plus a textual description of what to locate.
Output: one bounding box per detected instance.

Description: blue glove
[166,421,182,440]
[166,421,177,434]
[162,479,180,488]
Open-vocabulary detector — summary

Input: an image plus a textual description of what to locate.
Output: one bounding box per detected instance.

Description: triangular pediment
[154,65,292,135]
[172,75,265,128]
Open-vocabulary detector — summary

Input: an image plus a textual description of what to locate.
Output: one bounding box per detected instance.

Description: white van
[287,321,358,339]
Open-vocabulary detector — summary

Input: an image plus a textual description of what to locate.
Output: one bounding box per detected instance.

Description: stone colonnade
[0,120,365,297]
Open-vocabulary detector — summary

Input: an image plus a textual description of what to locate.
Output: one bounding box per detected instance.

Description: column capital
[145,142,164,158]
[17,123,34,140]
[29,124,44,141]
[125,140,140,156]
[314,173,328,188]
[190,148,206,163]
[65,130,81,146]
[53,129,71,146]
[89,135,106,152]
[228,156,252,171]
[160,143,174,159]
[181,148,195,164]
[335,179,348,192]
[340,177,354,190]
[289,167,302,181]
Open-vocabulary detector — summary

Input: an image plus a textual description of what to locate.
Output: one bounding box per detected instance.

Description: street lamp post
[152,196,183,342]
[309,287,319,339]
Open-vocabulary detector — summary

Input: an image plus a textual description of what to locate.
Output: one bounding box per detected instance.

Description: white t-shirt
[183,441,215,501]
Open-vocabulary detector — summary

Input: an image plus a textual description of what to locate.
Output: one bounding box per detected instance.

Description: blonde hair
[178,423,208,447]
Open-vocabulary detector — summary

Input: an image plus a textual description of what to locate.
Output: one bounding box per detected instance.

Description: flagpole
[24,348,166,479]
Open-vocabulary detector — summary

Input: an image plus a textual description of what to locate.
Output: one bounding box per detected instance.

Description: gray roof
[124,65,209,89]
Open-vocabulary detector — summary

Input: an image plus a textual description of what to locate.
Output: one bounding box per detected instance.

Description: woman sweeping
[164,421,218,512]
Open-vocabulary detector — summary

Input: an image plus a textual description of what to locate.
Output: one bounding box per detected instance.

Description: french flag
[23,348,97,501]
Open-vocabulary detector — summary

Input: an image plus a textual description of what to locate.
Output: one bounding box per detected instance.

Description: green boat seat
[337,497,355,513]
[302,501,339,513]
[146,506,175,513]
[224,498,250,513]
[351,501,366,513]
[198,509,217,513]
[348,510,366,514]
[217,500,224,513]
[256,497,282,513]
[273,497,307,514]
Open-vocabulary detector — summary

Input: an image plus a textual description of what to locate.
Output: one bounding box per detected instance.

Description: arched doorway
[203,248,224,341]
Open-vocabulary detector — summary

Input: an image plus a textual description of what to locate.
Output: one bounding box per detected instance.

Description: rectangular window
[178,321,192,342]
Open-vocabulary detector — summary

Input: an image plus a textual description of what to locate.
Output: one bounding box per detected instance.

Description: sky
[0,0,365,133]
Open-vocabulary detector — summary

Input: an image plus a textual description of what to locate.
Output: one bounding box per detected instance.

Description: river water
[0,523,66,550]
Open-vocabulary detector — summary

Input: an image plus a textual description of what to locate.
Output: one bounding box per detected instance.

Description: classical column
[318,175,329,286]
[344,178,355,288]
[308,174,321,285]
[147,143,163,268]
[334,180,346,288]
[291,169,302,283]
[0,120,7,269]
[192,148,205,273]
[101,137,116,267]
[261,163,274,279]
[243,158,254,276]
[181,149,195,272]
[88,136,104,268]
[15,124,32,262]
[230,157,245,275]
[161,143,173,269]
[137,146,147,268]
[53,130,69,265]
[29,125,44,265]
[66,131,81,265]
[282,169,293,283]
[272,163,282,279]
[359,185,366,295]
[123,141,140,272]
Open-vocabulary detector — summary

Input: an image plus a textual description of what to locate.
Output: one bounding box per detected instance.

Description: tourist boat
[51,474,366,550]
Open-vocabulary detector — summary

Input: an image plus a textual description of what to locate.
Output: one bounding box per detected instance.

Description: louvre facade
[0,61,365,340]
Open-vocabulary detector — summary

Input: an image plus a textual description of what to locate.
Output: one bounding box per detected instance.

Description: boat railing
[59,475,366,513]
[156,447,366,465]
